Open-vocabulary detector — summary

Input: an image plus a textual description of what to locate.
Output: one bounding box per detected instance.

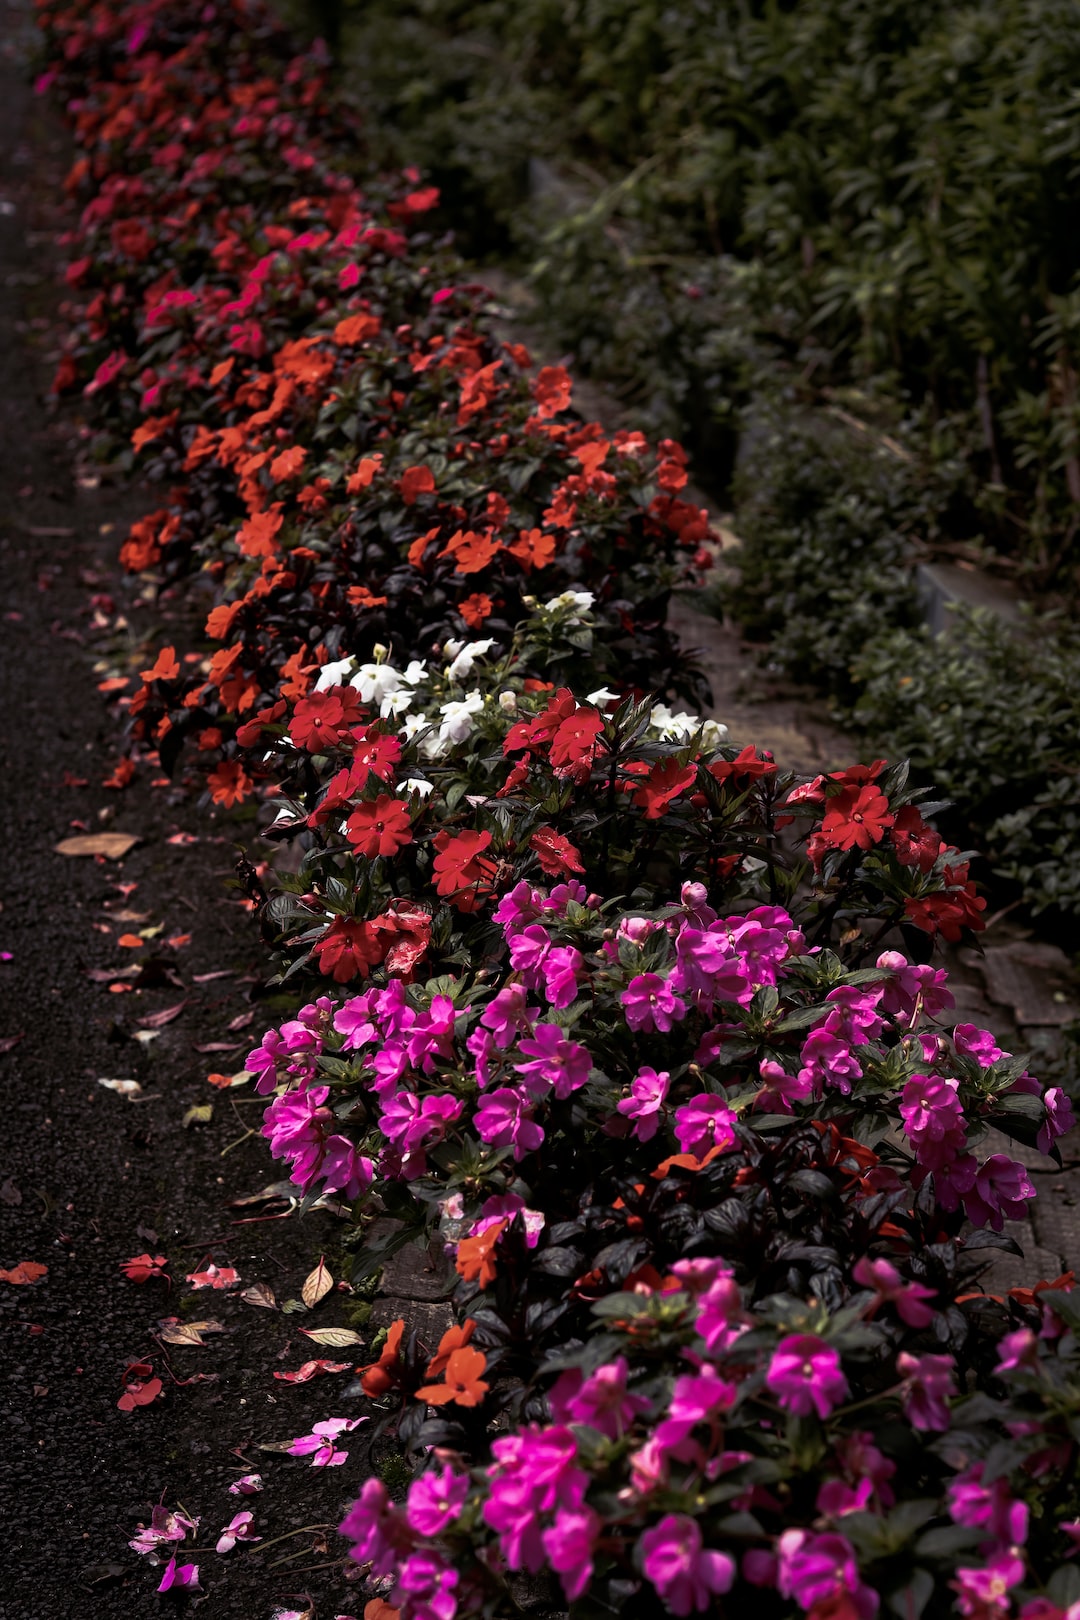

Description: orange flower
[346,585,389,608]
[439,529,502,576]
[424,1318,476,1380]
[454,1219,507,1288]
[334,312,380,345]
[208,759,254,807]
[358,1318,405,1396]
[131,411,178,453]
[415,1345,489,1407]
[269,444,307,481]
[140,645,180,683]
[531,364,572,419]
[236,503,284,559]
[458,592,493,628]
[346,454,383,493]
[508,527,557,571]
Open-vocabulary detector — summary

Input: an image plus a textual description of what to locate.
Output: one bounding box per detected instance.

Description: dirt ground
[0,9,374,1614]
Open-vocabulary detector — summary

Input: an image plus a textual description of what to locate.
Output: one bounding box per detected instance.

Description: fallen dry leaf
[138,1001,187,1029]
[0,1261,48,1286]
[301,1257,333,1309]
[157,1318,225,1347]
[182,1103,214,1128]
[55,832,140,859]
[239,1282,277,1309]
[301,1326,364,1349]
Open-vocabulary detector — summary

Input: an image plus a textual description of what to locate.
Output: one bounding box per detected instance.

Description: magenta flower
[156,1558,200,1593]
[694,1275,747,1355]
[340,1478,414,1578]
[952,1550,1025,1620]
[639,1514,735,1615]
[479,984,538,1049]
[621,973,687,1033]
[962,1154,1036,1232]
[130,1506,199,1559]
[673,1094,738,1157]
[542,1506,601,1601]
[816,1477,874,1517]
[777,1529,872,1614]
[493,880,544,938]
[852,1255,936,1327]
[474,1087,544,1159]
[822,984,885,1044]
[472,1192,545,1249]
[563,1357,651,1439]
[947,1461,1029,1549]
[288,1416,364,1466]
[216,1510,260,1553]
[541,945,583,1007]
[896,1351,955,1430]
[513,1023,593,1098]
[755,1058,812,1113]
[797,1029,862,1096]
[397,1550,459,1620]
[483,1426,587,1572]
[766,1334,849,1419]
[899,1074,967,1168]
[993,1328,1039,1375]
[406,1463,470,1536]
[508,922,552,986]
[319,1136,373,1199]
[671,926,751,1005]
[332,991,378,1049]
[227,1474,263,1496]
[616,1066,670,1142]
[656,1366,738,1450]
[954,1022,1005,1066]
[877,952,955,1020]
[1039,1086,1075,1155]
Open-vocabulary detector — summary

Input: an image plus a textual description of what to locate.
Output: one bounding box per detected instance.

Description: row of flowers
[37,3,1080,1619]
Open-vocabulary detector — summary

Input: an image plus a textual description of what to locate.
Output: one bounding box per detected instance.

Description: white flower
[349,662,403,708]
[400,777,435,798]
[314,655,355,691]
[544,588,595,616]
[587,686,618,705]
[442,637,465,659]
[446,638,495,680]
[649,703,729,747]
[499,689,518,713]
[382,689,415,718]
[401,659,428,686]
[399,714,431,743]
[429,690,484,754]
[699,718,729,749]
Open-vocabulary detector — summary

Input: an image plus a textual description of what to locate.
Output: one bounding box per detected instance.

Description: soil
[0,8,374,1614]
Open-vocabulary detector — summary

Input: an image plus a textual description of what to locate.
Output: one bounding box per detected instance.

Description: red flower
[890,806,944,872]
[904,877,986,942]
[344,795,413,858]
[459,592,493,628]
[119,1253,170,1285]
[504,688,577,755]
[548,706,605,781]
[820,784,895,851]
[531,365,572,419]
[530,827,585,876]
[708,745,777,785]
[631,758,698,819]
[373,899,432,978]
[290,688,362,751]
[432,829,497,912]
[399,464,436,505]
[312,917,387,982]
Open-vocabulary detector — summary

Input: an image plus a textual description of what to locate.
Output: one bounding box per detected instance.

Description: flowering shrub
[37,2,1080,1617]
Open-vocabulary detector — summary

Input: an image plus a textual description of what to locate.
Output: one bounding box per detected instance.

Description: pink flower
[952,1550,1025,1620]
[755,1059,812,1113]
[541,946,583,1007]
[852,1255,936,1327]
[899,1074,967,1169]
[617,1067,670,1142]
[621,973,687,1033]
[777,1529,876,1615]
[479,984,538,1049]
[130,1506,199,1558]
[227,1474,263,1496]
[340,1478,414,1578]
[397,1550,459,1620]
[994,1328,1039,1376]
[766,1334,849,1419]
[216,1510,261,1553]
[472,1192,545,1249]
[954,1023,1005,1066]
[513,1023,592,1098]
[673,1094,738,1157]
[947,1462,1029,1548]
[406,1464,470,1537]
[656,1366,738,1450]
[1039,1087,1075,1155]
[694,1275,747,1355]
[474,1088,544,1159]
[542,1506,601,1602]
[562,1357,651,1439]
[483,1426,587,1572]
[797,1029,862,1096]
[896,1351,955,1430]
[877,953,954,1020]
[962,1155,1036,1232]
[156,1558,200,1593]
[319,1136,374,1199]
[639,1514,735,1615]
[288,1417,364,1467]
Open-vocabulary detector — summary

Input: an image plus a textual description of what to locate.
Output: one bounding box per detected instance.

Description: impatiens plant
[36,1,1080,1616]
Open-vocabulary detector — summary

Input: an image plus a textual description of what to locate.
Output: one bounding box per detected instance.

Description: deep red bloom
[530,827,585,876]
[399,464,436,505]
[432,829,498,911]
[531,365,572,419]
[290,689,362,751]
[344,795,412,859]
[820,785,895,851]
[890,805,943,871]
[904,884,986,943]
[312,917,387,982]
[708,744,776,785]
[631,758,698,819]
[549,707,605,781]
